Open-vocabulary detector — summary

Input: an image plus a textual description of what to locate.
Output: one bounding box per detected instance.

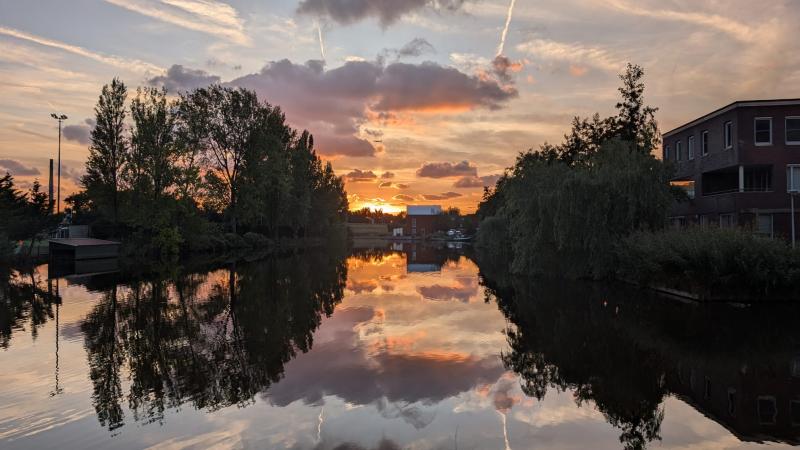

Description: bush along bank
[475,63,800,301]
[616,227,800,301]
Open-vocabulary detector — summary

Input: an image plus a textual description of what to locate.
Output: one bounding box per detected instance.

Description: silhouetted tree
[83,78,128,228]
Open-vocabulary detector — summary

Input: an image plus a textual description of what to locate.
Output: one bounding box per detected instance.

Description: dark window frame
[755,117,773,146]
[787,117,800,145]
[724,121,733,149]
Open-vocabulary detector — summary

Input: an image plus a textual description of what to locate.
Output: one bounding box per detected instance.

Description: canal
[1,244,798,449]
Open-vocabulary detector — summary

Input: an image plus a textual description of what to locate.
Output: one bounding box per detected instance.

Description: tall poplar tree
[83,78,128,227]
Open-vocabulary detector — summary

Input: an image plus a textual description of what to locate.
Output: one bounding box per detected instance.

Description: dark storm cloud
[345,169,378,181]
[421,191,461,200]
[453,174,501,188]
[230,59,515,157]
[147,64,221,92]
[297,0,468,27]
[380,171,395,179]
[0,159,40,176]
[62,118,95,145]
[416,160,477,178]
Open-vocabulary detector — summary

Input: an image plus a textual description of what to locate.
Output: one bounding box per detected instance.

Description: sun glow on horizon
[350,201,404,214]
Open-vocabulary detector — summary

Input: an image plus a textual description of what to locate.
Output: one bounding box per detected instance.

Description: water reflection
[0,266,59,349]
[481,273,800,449]
[79,250,348,431]
[2,246,800,448]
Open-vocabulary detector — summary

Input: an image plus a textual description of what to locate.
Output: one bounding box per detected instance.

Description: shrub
[151,226,183,258]
[242,232,271,248]
[616,227,800,298]
[223,233,248,249]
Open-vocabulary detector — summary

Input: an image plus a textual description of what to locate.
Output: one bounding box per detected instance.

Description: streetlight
[50,113,67,214]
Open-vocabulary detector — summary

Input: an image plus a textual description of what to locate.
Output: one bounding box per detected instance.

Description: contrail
[498,410,512,450]
[315,19,326,61]
[317,406,325,442]
[496,0,517,57]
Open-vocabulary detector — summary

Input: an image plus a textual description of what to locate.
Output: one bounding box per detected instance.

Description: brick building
[663,99,800,238]
[404,205,442,237]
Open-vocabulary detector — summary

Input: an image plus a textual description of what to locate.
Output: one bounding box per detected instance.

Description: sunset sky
[1,0,799,213]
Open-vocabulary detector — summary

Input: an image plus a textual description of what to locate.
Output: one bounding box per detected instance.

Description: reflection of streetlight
[50,113,68,214]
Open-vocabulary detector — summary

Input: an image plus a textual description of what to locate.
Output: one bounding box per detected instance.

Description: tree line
[0,175,53,259]
[67,79,348,255]
[476,64,676,278]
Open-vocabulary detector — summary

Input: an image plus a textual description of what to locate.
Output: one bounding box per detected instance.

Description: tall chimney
[48,159,54,214]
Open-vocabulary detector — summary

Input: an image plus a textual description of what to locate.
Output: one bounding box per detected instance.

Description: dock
[49,238,121,260]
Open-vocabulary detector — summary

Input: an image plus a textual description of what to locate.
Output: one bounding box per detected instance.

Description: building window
[787,117,800,145]
[676,141,683,160]
[792,400,800,427]
[724,121,733,149]
[728,389,737,417]
[788,165,800,193]
[699,215,709,227]
[664,145,671,160]
[688,136,695,160]
[755,118,773,146]
[758,396,777,425]
[792,356,800,378]
[720,213,734,228]
[757,214,774,238]
[704,377,711,400]
[702,131,709,156]
[744,166,772,192]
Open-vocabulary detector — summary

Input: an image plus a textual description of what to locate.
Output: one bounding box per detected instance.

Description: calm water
[1,244,799,449]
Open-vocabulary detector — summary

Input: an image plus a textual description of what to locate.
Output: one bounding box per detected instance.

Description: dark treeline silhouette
[475,64,799,298]
[475,64,674,279]
[67,79,348,256]
[0,174,55,260]
[76,247,347,431]
[480,265,800,449]
[0,264,59,349]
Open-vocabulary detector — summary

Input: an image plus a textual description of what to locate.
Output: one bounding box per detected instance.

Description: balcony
[701,165,772,197]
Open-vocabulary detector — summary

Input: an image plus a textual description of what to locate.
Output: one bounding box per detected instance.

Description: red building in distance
[403,205,442,237]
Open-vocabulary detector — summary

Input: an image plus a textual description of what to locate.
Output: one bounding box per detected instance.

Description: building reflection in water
[1,245,799,449]
[480,268,800,449]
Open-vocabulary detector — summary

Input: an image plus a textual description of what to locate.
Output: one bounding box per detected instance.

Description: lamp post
[50,113,67,214]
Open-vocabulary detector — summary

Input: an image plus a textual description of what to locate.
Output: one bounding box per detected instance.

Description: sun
[351,201,404,214]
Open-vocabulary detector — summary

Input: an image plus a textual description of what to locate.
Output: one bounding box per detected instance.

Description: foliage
[617,227,800,298]
[67,79,349,255]
[0,173,56,259]
[83,77,128,225]
[478,140,673,278]
[476,63,670,279]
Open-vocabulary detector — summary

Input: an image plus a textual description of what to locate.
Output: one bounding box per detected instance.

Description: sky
[1,0,799,213]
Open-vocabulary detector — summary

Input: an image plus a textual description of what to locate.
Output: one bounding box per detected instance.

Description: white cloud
[104,0,250,45]
[516,38,626,73]
[0,26,162,74]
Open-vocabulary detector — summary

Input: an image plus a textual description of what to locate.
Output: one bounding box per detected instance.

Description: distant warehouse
[663,99,800,238]
[404,205,442,237]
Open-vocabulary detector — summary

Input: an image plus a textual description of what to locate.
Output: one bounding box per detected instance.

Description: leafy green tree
[178,86,267,234]
[83,78,128,228]
[127,87,178,206]
[614,63,659,154]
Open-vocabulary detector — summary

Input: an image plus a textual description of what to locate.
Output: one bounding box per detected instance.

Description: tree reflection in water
[0,265,59,349]
[481,269,800,450]
[79,249,347,431]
